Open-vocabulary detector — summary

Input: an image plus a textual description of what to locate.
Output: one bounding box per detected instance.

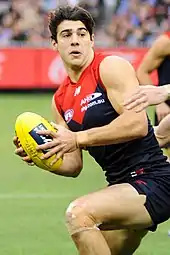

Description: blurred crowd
[105,0,170,47]
[0,0,169,47]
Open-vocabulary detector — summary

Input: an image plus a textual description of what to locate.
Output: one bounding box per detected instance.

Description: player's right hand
[13,136,34,165]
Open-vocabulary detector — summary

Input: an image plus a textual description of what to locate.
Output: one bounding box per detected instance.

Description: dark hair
[48,5,95,42]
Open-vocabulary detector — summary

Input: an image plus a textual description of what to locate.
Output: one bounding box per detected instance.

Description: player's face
[53,20,94,68]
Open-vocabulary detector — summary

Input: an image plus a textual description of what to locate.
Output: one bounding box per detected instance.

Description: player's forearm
[76,112,148,147]
[51,150,82,177]
[164,84,170,100]
[137,70,154,85]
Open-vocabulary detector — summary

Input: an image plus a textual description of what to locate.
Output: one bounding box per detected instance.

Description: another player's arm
[163,84,170,99]
[50,97,83,177]
[76,56,148,147]
[123,84,170,111]
[137,34,170,84]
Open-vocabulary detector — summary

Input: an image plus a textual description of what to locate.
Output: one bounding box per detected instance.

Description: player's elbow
[69,157,84,177]
[62,152,83,178]
[135,117,148,138]
[51,157,83,178]
[52,164,82,178]
[138,124,148,138]
[70,164,83,178]
[71,170,81,178]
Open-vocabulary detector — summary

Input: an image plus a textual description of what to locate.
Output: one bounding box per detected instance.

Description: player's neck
[65,50,94,83]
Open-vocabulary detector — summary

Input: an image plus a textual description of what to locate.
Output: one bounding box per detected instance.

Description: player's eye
[63,33,71,38]
[78,32,86,37]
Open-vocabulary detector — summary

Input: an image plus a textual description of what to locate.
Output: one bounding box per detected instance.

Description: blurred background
[0,1,170,255]
[0,0,170,48]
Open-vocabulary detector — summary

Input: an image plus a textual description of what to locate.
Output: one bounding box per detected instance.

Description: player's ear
[91,34,95,47]
[51,39,58,51]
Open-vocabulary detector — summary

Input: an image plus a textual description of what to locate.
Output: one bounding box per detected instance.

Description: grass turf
[0,93,169,255]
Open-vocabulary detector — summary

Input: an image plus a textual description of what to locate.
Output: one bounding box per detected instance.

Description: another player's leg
[65,183,153,255]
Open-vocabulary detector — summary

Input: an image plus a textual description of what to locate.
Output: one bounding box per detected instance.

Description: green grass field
[0,93,170,255]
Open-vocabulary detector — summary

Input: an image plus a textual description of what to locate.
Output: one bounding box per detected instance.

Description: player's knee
[65,200,98,236]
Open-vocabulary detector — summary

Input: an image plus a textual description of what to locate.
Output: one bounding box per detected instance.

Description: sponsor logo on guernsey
[81,93,105,112]
[64,109,74,123]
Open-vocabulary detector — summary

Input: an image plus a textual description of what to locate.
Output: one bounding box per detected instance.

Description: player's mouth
[70,51,82,57]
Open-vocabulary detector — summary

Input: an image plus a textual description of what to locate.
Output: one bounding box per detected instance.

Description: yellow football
[15,112,63,171]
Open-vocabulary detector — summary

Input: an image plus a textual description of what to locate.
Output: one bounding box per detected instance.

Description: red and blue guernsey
[54,53,170,184]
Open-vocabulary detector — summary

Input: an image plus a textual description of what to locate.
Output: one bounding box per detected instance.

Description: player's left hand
[36,122,78,161]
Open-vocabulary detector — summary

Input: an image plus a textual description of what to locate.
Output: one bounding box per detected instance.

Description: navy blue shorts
[128,172,170,231]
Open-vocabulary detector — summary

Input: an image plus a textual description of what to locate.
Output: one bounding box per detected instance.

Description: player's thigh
[68,183,153,230]
[101,228,148,255]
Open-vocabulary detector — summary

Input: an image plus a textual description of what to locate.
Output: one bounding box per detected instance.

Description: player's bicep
[99,56,148,137]
[99,56,143,113]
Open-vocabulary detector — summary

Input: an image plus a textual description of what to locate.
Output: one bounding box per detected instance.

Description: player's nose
[70,33,79,46]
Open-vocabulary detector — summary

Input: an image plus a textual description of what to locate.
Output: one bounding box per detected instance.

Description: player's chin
[70,59,84,69]
[69,54,83,61]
